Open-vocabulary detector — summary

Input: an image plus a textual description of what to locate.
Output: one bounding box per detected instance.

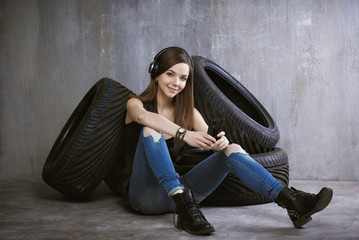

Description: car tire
[193,56,280,154]
[42,78,132,200]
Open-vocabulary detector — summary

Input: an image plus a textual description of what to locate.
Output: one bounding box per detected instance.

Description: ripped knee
[143,127,162,142]
[225,143,247,156]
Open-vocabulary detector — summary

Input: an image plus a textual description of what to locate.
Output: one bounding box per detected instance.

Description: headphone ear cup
[148,60,159,78]
[151,61,159,77]
[148,61,155,74]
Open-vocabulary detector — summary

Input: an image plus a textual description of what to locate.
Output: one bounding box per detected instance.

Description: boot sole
[293,187,333,228]
[177,225,215,235]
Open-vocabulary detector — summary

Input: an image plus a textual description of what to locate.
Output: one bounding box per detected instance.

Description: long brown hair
[134,47,194,130]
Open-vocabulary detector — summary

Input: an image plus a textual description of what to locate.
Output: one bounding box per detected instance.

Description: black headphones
[148,46,193,78]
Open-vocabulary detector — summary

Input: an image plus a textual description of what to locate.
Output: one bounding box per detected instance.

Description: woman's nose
[173,77,180,86]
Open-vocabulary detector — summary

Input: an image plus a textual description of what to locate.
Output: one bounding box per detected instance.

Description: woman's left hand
[210,131,229,151]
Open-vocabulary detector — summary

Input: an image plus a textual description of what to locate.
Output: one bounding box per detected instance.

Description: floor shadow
[34,180,137,214]
[34,181,73,202]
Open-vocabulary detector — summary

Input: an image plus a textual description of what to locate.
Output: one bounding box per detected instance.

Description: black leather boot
[275,186,333,228]
[171,190,215,235]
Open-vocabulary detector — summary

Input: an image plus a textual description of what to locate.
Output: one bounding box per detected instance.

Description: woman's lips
[168,87,178,93]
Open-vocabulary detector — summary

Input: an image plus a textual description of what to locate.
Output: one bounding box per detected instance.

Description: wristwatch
[176,127,187,140]
[178,128,185,134]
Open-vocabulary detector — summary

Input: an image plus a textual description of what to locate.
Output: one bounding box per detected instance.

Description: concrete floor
[0,176,358,240]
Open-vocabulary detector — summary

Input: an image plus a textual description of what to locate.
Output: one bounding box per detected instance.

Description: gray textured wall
[1,0,358,181]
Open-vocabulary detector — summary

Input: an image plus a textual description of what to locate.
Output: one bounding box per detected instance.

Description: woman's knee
[225,143,247,156]
[143,127,162,142]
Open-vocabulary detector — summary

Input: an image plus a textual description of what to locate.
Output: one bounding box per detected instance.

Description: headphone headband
[148,46,193,77]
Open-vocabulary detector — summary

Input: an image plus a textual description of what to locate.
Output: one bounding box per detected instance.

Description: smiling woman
[104,46,333,236]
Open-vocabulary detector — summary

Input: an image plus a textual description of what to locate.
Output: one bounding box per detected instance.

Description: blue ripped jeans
[128,129,284,214]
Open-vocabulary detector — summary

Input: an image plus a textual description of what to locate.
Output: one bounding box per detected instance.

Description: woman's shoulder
[193,107,202,118]
[125,97,146,124]
[127,97,143,108]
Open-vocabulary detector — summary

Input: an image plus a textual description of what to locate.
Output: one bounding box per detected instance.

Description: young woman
[123,46,333,235]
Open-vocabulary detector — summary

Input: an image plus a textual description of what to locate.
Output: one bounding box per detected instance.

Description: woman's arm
[126,98,215,149]
[126,97,179,137]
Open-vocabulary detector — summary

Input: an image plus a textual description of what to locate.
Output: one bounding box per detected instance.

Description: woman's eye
[181,77,187,81]
[166,72,174,77]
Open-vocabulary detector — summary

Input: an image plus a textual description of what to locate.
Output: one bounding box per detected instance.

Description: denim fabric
[128,129,284,215]
[128,129,184,214]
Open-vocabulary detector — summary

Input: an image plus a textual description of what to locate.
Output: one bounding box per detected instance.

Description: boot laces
[290,187,315,200]
[186,197,206,220]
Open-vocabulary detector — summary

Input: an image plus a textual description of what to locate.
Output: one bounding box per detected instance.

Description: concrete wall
[1,0,358,181]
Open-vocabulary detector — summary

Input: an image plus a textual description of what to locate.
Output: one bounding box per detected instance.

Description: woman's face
[156,63,189,99]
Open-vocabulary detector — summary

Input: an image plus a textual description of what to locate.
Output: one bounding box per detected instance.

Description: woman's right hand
[183,130,216,150]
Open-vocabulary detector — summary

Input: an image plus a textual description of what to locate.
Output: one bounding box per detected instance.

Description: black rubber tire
[103,147,130,196]
[192,56,280,154]
[174,147,289,206]
[42,78,132,200]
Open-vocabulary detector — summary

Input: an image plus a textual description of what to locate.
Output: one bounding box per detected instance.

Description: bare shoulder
[193,107,201,117]
[126,97,145,123]
[192,107,208,132]
[193,108,205,122]
[126,97,143,109]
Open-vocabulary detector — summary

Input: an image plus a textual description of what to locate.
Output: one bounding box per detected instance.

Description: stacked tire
[173,56,289,206]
